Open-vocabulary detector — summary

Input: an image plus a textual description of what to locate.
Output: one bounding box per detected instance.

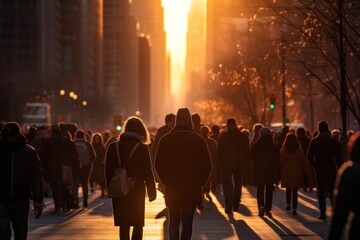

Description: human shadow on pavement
[155,207,169,240]
[87,197,113,216]
[213,190,252,216]
[228,215,261,239]
[261,216,302,240]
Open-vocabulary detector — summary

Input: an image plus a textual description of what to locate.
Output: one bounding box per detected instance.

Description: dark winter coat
[251,135,280,185]
[217,128,250,171]
[280,148,316,188]
[151,125,171,161]
[91,142,106,184]
[329,161,360,240]
[105,133,156,226]
[0,135,43,203]
[307,132,343,185]
[155,126,212,208]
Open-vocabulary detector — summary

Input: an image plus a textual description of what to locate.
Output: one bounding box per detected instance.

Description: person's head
[0,122,23,144]
[252,123,263,135]
[318,121,329,133]
[347,131,360,162]
[259,127,271,137]
[75,129,86,139]
[200,125,210,138]
[91,132,103,145]
[347,130,354,139]
[281,126,290,135]
[331,129,341,141]
[283,133,300,153]
[175,108,193,129]
[296,127,306,137]
[191,113,201,126]
[226,118,237,130]
[123,116,151,144]
[165,113,176,129]
[211,125,220,135]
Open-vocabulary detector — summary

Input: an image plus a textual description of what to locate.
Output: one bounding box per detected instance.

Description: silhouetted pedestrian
[329,131,360,239]
[105,116,156,240]
[91,133,106,198]
[251,127,280,217]
[155,108,211,240]
[308,121,343,220]
[218,118,250,214]
[0,122,43,239]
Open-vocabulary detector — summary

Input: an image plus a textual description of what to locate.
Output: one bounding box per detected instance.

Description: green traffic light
[269,103,275,110]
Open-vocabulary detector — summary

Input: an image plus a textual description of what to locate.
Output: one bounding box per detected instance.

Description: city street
[27,185,332,240]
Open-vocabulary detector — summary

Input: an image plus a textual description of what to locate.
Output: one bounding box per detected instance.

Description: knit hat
[175,108,193,128]
[1,122,21,136]
[259,127,271,136]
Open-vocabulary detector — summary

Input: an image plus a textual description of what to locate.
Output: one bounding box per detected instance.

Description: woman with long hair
[91,133,106,197]
[105,116,156,240]
[280,133,315,215]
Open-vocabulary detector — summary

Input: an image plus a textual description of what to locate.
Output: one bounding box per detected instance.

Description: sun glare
[162,0,192,99]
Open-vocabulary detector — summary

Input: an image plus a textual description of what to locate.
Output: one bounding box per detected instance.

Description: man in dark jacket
[308,121,343,220]
[0,122,43,240]
[329,131,360,239]
[218,118,250,214]
[155,108,211,240]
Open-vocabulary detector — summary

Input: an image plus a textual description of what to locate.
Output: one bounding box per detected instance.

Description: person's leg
[265,184,273,215]
[328,179,335,208]
[257,184,265,216]
[232,169,243,211]
[0,202,12,240]
[80,165,92,207]
[222,167,233,213]
[9,201,29,240]
[180,206,196,240]
[50,180,62,211]
[293,188,298,210]
[317,183,326,218]
[119,226,130,240]
[131,226,143,240]
[285,188,291,207]
[168,206,181,240]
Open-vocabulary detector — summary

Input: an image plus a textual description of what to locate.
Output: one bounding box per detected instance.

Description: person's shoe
[233,205,239,212]
[286,205,291,211]
[225,205,232,214]
[83,201,88,208]
[292,209,297,215]
[317,213,326,220]
[258,207,265,217]
[265,211,273,218]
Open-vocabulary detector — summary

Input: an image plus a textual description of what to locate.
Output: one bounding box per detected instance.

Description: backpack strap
[115,142,140,168]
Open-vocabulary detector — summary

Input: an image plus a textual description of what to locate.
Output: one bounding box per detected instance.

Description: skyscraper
[138,35,151,124]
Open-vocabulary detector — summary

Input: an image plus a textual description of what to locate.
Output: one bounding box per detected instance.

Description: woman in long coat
[91,133,106,197]
[251,127,280,217]
[280,133,316,215]
[105,117,156,240]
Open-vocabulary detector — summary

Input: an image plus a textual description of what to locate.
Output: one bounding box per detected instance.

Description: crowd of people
[0,109,359,240]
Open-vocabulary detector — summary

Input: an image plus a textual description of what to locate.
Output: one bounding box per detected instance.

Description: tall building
[138,35,151,124]
[60,0,103,127]
[186,0,206,108]
[0,0,61,121]
[130,0,167,126]
[103,0,139,122]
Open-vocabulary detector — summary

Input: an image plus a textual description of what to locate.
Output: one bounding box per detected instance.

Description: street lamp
[69,91,75,98]
[82,100,88,107]
[59,89,65,96]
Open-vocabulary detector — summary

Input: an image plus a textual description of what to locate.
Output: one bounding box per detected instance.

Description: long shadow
[213,189,252,217]
[228,215,261,239]
[261,216,302,239]
[154,207,169,240]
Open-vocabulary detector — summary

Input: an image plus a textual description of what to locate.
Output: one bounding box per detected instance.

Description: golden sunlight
[162,0,192,99]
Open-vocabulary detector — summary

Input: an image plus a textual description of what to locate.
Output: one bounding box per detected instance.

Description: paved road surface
[27,186,333,239]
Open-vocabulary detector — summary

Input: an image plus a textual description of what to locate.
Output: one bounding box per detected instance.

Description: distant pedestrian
[105,116,156,240]
[296,127,312,192]
[251,127,280,217]
[210,124,220,143]
[155,108,211,240]
[191,113,203,134]
[74,130,96,208]
[329,131,360,239]
[280,133,316,215]
[91,133,106,197]
[250,123,263,147]
[0,122,43,240]
[218,118,250,214]
[308,121,343,220]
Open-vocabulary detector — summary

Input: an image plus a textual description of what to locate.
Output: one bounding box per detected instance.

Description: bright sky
[162,0,192,97]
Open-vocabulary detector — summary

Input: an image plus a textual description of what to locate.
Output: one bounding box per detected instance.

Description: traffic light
[113,115,123,132]
[269,96,276,110]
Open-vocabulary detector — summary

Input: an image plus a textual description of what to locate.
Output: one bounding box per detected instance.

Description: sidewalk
[27,186,332,239]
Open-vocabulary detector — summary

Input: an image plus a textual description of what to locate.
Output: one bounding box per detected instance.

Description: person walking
[91,133,106,197]
[329,131,360,239]
[308,121,343,220]
[155,108,211,240]
[251,127,280,217]
[0,122,43,240]
[280,133,316,215]
[73,130,96,208]
[105,116,156,240]
[217,118,250,214]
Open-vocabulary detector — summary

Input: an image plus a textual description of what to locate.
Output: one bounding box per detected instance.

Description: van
[22,102,51,129]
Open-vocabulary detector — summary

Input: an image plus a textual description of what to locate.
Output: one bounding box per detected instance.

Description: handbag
[108,142,140,198]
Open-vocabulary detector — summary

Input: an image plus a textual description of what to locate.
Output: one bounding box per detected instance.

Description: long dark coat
[105,133,156,227]
[307,132,343,185]
[251,135,280,185]
[280,148,316,188]
[155,126,212,208]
